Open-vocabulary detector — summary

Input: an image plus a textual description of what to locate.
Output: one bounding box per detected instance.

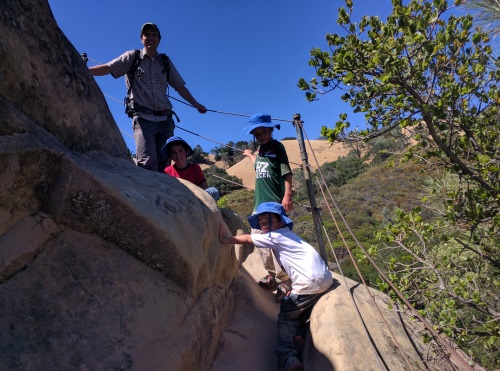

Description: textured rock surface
[0,144,243,370]
[1,0,126,155]
[305,277,431,371]
[211,251,458,371]
[0,1,242,369]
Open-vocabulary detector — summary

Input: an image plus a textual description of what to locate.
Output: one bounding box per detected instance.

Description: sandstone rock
[211,251,459,371]
[1,1,241,369]
[305,275,445,370]
[1,0,126,155]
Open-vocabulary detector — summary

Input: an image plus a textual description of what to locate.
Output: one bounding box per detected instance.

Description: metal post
[292,113,327,263]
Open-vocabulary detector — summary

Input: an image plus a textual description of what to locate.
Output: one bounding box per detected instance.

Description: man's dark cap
[140,23,161,38]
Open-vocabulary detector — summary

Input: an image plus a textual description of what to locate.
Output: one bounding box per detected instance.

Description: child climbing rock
[219,202,333,371]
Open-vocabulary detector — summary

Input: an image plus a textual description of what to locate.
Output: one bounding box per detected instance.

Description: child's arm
[219,224,253,245]
[282,173,293,212]
[243,149,257,164]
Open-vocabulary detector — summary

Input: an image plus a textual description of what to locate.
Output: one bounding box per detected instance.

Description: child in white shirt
[219,202,332,371]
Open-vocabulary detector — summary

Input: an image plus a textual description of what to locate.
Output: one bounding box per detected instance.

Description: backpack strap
[160,53,171,95]
[124,50,142,117]
[126,49,142,97]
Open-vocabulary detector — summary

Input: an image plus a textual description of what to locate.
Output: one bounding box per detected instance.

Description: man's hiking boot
[258,274,277,289]
[281,356,304,371]
[293,335,305,354]
[275,279,292,302]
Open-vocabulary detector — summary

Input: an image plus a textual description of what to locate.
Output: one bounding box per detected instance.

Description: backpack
[124,49,171,118]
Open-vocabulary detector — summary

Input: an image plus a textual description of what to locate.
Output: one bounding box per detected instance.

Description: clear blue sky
[48,0,394,154]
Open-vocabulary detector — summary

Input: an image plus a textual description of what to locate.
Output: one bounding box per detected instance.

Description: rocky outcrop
[1,0,126,155]
[0,1,243,369]
[0,102,243,369]
[211,251,460,371]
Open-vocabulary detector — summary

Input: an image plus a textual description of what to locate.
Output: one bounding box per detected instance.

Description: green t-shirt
[253,140,292,211]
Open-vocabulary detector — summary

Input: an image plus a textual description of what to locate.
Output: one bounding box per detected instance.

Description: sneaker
[258,274,277,289]
[281,356,304,371]
[275,280,292,303]
[293,335,305,354]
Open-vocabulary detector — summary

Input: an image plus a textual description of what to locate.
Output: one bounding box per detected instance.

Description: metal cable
[315,176,413,371]
[301,122,477,371]
[319,214,386,371]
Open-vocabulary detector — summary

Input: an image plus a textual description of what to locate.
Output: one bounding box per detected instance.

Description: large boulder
[1,0,126,155]
[0,1,243,369]
[211,253,462,371]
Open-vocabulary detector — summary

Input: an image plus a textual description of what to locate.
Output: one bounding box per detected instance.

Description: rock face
[211,253,460,371]
[0,1,241,369]
[1,0,126,155]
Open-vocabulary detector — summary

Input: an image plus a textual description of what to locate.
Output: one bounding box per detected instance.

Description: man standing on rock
[89,22,206,172]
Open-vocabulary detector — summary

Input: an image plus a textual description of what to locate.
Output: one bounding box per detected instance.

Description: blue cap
[241,113,280,135]
[161,136,194,158]
[247,202,293,231]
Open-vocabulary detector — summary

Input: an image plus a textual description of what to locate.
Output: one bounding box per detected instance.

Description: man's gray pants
[133,115,175,172]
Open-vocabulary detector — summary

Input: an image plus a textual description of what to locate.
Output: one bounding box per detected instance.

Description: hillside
[224,156,429,245]
[226,140,350,189]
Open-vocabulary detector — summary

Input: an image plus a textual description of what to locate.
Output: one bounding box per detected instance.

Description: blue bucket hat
[161,136,194,158]
[241,113,281,135]
[247,202,293,231]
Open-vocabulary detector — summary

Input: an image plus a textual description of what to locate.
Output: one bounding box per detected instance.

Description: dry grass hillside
[226,140,351,190]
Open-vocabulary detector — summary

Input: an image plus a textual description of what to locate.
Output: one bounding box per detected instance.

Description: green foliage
[219,188,255,223]
[463,0,500,37]
[293,159,429,284]
[190,144,208,164]
[374,200,499,369]
[362,129,409,164]
[217,195,228,209]
[339,257,381,287]
[300,0,500,366]
[233,141,251,163]
[210,141,254,167]
[326,154,366,186]
[203,166,243,196]
[293,151,366,200]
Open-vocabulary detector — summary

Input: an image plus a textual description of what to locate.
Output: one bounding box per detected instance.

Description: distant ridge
[226,140,350,190]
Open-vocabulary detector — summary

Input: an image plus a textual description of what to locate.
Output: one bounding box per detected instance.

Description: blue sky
[48,0,394,154]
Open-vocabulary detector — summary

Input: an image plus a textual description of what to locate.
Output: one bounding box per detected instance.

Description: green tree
[203,165,243,196]
[210,145,222,161]
[361,128,410,164]
[190,144,208,164]
[212,142,238,168]
[233,140,251,162]
[299,0,499,367]
[294,151,366,201]
[316,154,366,190]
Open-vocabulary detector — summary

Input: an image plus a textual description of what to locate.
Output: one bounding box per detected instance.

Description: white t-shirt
[251,227,332,295]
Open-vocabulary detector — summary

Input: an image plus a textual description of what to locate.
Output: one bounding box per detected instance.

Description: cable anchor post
[81,53,88,65]
[292,113,327,263]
